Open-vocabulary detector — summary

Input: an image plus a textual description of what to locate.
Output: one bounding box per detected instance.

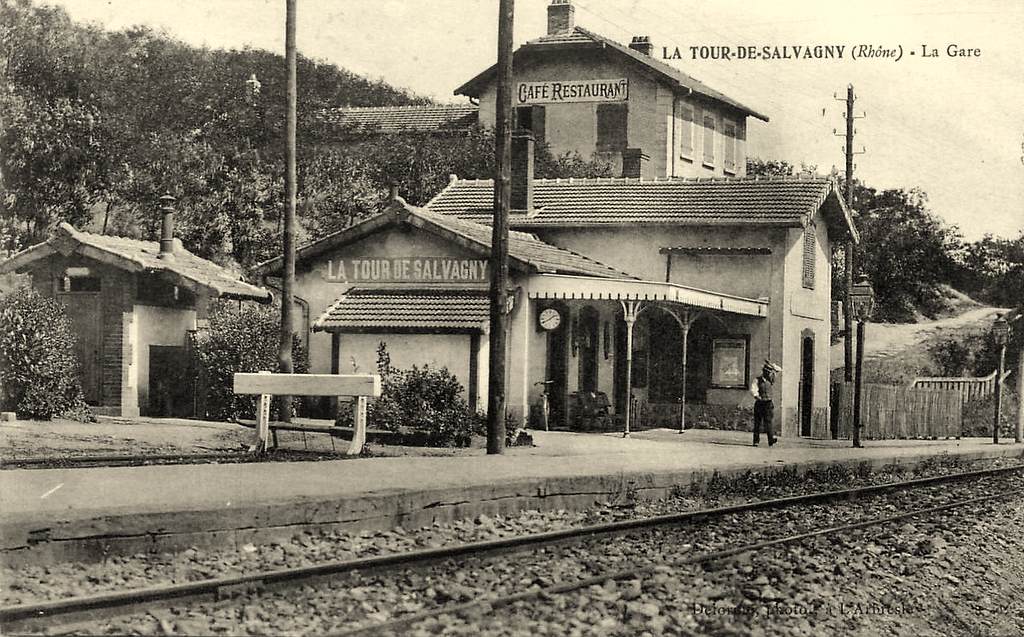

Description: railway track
[4,462,1023,635]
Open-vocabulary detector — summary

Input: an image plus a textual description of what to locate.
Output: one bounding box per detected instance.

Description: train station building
[261,1,858,438]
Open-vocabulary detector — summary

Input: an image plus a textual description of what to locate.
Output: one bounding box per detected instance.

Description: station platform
[3,428,1023,565]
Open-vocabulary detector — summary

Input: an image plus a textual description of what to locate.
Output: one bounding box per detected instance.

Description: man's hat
[763,359,783,373]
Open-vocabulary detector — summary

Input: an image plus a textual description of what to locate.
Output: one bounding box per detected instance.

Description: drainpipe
[263,275,311,350]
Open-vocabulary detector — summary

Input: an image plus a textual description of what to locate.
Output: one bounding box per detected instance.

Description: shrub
[0,286,92,420]
[340,342,485,447]
[190,300,308,421]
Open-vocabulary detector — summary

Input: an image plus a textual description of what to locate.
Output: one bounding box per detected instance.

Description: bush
[962,389,1019,438]
[0,286,92,420]
[339,342,485,447]
[190,300,308,421]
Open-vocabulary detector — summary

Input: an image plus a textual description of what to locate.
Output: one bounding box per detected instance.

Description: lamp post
[992,316,1010,444]
[850,276,875,448]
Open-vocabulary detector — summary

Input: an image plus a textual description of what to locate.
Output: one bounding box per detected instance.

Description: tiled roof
[0,223,271,302]
[454,26,768,122]
[313,290,489,333]
[426,176,858,240]
[319,104,479,134]
[256,198,636,279]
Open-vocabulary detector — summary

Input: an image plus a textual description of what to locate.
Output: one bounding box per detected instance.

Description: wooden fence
[831,382,962,440]
[911,369,1012,408]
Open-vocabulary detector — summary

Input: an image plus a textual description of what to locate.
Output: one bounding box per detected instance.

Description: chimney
[547,0,574,35]
[621,148,648,178]
[511,130,535,212]
[629,36,653,56]
[158,193,176,259]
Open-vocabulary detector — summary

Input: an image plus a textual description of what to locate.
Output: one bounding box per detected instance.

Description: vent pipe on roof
[158,193,176,260]
[511,130,535,212]
[629,36,654,56]
[547,0,574,35]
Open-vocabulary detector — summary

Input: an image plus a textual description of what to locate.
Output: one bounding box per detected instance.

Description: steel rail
[338,488,1018,637]
[1,452,247,468]
[3,462,1023,633]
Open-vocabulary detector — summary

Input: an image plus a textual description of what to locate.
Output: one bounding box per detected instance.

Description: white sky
[51,0,1024,240]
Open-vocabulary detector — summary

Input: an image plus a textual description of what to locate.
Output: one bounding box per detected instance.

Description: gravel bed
[2,455,1004,607]
[449,497,1024,637]
[39,466,1024,636]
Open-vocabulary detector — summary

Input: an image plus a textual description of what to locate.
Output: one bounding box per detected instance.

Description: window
[702,112,716,166]
[596,104,628,152]
[677,103,694,159]
[802,225,817,289]
[514,105,546,144]
[62,267,101,292]
[723,120,737,173]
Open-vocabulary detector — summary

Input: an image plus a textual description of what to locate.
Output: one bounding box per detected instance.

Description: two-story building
[260,0,858,438]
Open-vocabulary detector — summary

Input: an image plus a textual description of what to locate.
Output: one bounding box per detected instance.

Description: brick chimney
[629,36,653,56]
[511,130,535,212]
[547,0,574,35]
[158,193,176,260]
[621,148,648,178]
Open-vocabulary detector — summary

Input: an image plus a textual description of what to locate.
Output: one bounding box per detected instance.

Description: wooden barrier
[832,382,962,440]
[911,369,1012,408]
[233,372,382,455]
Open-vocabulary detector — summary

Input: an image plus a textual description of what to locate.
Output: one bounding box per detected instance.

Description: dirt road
[829,306,1009,370]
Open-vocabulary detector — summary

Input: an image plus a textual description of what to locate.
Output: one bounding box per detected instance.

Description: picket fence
[831,382,962,440]
[910,369,1012,408]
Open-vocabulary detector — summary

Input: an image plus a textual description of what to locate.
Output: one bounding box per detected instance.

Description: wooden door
[59,293,103,405]
[800,336,814,437]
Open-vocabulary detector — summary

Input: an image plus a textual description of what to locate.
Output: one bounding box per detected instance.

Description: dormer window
[702,113,716,167]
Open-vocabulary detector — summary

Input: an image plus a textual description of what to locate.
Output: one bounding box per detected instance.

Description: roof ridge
[322,104,477,112]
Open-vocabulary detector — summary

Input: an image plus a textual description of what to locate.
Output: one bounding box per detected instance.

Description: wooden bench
[233,372,382,456]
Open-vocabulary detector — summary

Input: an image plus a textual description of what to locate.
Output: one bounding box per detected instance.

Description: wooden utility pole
[277,0,298,423]
[843,84,855,385]
[485,0,515,455]
[1016,335,1023,444]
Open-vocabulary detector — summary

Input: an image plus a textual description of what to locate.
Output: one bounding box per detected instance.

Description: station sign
[516,78,629,105]
[321,257,489,286]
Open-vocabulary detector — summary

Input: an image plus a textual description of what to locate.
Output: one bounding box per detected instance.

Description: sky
[51,0,1024,240]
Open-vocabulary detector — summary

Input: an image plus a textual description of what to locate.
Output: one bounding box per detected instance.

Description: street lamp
[992,316,1010,444]
[850,276,875,448]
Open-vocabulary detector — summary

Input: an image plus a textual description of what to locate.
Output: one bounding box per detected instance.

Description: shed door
[59,293,103,404]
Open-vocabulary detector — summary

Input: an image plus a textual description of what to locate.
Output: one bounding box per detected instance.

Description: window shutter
[533,106,546,144]
[802,226,816,289]
[596,104,628,151]
[702,113,715,164]
[724,121,736,171]
[679,104,693,157]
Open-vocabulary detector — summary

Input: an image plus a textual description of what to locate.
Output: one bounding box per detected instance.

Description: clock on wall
[538,307,562,331]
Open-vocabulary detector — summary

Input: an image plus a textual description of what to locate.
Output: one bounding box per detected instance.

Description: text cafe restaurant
[257,0,858,437]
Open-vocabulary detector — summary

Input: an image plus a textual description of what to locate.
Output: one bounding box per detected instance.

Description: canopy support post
[620,300,646,437]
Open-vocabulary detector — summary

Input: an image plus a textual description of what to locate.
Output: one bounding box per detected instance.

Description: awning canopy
[313,290,490,334]
[526,274,768,317]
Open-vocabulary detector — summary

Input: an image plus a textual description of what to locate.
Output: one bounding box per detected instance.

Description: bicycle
[534,380,555,431]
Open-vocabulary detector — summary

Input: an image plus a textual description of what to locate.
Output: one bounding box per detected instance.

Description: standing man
[751,360,782,446]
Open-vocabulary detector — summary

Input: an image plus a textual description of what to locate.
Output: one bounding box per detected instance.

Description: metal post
[994,343,1006,444]
[485,0,515,455]
[620,300,644,438]
[1012,340,1024,443]
[277,0,297,422]
[852,320,865,448]
[679,320,689,433]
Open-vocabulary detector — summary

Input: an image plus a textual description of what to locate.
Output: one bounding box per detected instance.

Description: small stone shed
[0,222,271,417]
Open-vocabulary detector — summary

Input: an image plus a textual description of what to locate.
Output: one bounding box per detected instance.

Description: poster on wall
[711,338,747,388]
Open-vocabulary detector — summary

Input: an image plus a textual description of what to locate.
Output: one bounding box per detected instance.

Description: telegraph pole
[278,0,297,422]
[843,84,855,385]
[486,0,515,455]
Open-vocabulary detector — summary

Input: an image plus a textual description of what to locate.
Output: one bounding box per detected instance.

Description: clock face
[539,307,562,331]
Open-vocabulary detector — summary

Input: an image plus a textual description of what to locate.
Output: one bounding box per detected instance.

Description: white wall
[133,304,196,413]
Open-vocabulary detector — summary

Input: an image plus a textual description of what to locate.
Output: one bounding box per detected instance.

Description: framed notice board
[711,337,749,388]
